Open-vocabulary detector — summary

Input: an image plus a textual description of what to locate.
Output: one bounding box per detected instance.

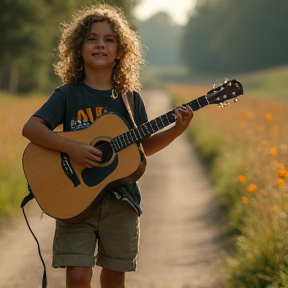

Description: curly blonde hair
[54,4,145,93]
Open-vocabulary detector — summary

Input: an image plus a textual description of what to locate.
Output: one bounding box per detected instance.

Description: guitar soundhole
[94,140,113,163]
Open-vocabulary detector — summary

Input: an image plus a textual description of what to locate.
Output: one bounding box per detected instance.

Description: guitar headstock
[206,78,244,107]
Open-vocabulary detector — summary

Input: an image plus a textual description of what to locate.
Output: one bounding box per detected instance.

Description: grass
[166,64,288,287]
[0,92,47,217]
[238,64,288,100]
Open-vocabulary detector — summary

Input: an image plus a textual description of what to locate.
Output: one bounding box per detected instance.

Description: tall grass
[167,75,288,287]
[0,92,47,217]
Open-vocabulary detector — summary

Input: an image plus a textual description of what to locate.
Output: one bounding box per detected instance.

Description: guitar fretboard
[111,95,209,152]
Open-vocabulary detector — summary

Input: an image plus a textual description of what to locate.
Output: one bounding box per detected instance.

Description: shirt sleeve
[33,87,66,130]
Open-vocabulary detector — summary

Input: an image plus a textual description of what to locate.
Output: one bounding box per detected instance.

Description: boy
[22,4,193,288]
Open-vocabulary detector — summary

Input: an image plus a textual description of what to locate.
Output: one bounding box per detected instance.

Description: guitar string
[83,83,240,157]
[90,90,239,159]
[89,112,176,156]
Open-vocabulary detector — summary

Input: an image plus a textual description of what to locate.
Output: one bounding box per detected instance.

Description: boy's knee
[100,267,125,288]
[66,266,92,288]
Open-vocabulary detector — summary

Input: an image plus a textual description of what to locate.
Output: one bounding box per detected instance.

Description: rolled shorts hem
[96,254,137,272]
[52,254,95,268]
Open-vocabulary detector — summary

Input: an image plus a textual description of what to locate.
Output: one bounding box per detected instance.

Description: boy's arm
[22,116,102,168]
[141,106,193,156]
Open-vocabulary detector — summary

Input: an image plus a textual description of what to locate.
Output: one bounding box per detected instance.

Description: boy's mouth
[92,52,107,56]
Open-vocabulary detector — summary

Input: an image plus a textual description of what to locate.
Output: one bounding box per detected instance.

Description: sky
[135,0,196,26]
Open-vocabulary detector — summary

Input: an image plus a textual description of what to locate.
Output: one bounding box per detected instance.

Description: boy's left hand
[174,106,194,131]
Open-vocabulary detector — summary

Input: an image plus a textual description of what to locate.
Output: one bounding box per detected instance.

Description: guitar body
[22,113,147,223]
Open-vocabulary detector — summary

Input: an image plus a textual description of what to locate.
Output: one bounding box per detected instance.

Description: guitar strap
[21,185,47,288]
[122,91,137,128]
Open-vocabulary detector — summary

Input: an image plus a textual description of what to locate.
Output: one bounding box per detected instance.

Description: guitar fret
[155,118,162,129]
[154,118,160,131]
[121,134,127,148]
[117,137,122,150]
[132,129,138,141]
[111,139,119,152]
[127,131,133,145]
[145,124,151,134]
[115,138,121,151]
[149,122,155,133]
[140,125,147,137]
[165,114,171,125]
[136,128,142,140]
[188,96,209,111]
[116,137,122,150]
[139,126,144,138]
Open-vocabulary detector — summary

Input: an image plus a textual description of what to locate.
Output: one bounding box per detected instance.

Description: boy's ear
[116,50,123,60]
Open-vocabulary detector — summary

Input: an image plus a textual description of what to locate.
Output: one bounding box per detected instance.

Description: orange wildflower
[270,147,278,156]
[247,184,257,193]
[278,178,285,186]
[237,175,247,183]
[278,167,288,178]
[242,196,250,204]
[261,140,271,147]
[264,113,273,121]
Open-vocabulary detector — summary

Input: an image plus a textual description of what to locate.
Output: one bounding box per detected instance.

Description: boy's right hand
[22,116,102,168]
[69,142,102,168]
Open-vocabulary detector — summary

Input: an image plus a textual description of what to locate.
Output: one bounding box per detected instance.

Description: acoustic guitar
[22,79,244,223]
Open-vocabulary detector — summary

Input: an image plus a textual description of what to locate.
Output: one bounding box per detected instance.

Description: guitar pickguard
[81,155,119,187]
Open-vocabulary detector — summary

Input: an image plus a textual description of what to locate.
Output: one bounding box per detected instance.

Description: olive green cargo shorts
[52,192,140,272]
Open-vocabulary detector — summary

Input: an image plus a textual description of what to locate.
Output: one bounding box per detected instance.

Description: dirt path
[0,90,224,288]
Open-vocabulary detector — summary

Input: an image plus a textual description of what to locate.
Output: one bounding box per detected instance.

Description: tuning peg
[224,100,230,106]
[232,92,236,97]
[213,84,216,90]
[224,78,228,84]
[219,102,224,108]
[234,98,238,103]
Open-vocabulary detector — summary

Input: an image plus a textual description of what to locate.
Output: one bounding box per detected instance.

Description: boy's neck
[83,69,114,90]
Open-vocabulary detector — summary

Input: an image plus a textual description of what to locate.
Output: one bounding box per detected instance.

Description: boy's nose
[95,39,105,49]
[95,44,104,49]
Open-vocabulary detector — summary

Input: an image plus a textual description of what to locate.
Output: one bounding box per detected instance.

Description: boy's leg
[66,266,125,288]
[100,267,125,288]
[66,266,92,288]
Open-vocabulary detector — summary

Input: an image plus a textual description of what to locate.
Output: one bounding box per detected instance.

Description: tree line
[182,0,288,74]
[1,0,287,93]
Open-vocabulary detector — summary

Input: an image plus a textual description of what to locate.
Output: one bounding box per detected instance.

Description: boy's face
[82,20,121,71]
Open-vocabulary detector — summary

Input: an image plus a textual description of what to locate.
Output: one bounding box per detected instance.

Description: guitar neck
[111,95,209,152]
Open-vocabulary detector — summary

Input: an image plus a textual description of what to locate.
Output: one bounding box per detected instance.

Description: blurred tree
[0,0,77,93]
[0,0,141,94]
[182,0,288,74]
[139,12,183,66]
[101,0,141,28]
